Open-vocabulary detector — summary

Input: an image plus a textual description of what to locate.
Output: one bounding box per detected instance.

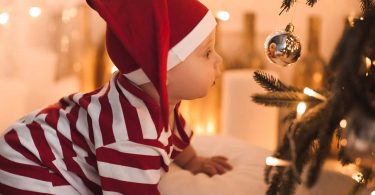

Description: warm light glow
[216,10,230,21]
[359,17,364,20]
[340,139,348,147]
[365,57,372,69]
[29,7,42,18]
[195,125,204,135]
[297,102,307,116]
[0,12,9,25]
[62,8,78,23]
[60,36,70,52]
[352,172,364,183]
[340,119,347,128]
[206,120,216,135]
[303,87,327,101]
[312,73,322,83]
[265,156,291,166]
[371,190,375,195]
[111,65,118,74]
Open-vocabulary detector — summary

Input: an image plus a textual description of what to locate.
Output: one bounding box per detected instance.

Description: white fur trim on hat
[124,10,217,85]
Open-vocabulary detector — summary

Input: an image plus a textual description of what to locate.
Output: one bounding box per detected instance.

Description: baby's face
[167,30,222,101]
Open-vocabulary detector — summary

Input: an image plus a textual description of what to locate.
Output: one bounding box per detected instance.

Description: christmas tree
[252,0,375,194]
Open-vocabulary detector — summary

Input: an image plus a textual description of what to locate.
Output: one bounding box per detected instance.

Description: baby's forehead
[196,31,216,49]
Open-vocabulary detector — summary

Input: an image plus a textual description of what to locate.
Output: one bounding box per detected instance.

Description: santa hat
[86,0,216,128]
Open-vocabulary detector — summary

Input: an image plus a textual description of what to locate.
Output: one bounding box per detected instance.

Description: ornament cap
[285,23,295,33]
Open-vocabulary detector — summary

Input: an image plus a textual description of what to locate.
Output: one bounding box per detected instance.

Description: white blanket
[159,135,372,195]
[159,135,270,195]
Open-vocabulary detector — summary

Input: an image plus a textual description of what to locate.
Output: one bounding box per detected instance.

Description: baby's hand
[184,156,232,177]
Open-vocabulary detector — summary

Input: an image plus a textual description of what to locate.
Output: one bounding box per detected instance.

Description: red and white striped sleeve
[170,106,194,159]
[96,141,169,195]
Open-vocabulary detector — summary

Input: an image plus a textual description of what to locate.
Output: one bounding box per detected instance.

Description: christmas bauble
[345,109,375,168]
[264,23,302,66]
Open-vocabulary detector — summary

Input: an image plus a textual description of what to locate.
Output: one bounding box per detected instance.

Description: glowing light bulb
[340,139,347,147]
[29,7,42,18]
[265,156,290,166]
[371,190,375,195]
[216,10,230,21]
[339,119,347,128]
[303,87,327,101]
[0,12,9,25]
[296,102,307,119]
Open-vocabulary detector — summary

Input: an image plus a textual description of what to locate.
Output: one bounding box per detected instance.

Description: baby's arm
[174,144,232,177]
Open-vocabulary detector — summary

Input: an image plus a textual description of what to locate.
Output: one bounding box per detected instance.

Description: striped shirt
[0,73,192,195]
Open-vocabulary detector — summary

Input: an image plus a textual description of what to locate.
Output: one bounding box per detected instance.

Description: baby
[0,0,232,194]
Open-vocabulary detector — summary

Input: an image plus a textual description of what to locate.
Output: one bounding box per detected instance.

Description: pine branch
[306,129,333,187]
[264,165,273,184]
[279,0,318,15]
[266,167,285,195]
[252,92,321,108]
[335,127,344,149]
[279,0,295,15]
[282,111,297,123]
[279,169,298,195]
[253,70,299,92]
[360,0,375,12]
[337,147,353,166]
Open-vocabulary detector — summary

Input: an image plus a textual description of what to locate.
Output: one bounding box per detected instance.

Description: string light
[339,119,347,128]
[265,156,291,166]
[216,10,230,21]
[296,102,307,119]
[303,87,327,101]
[29,7,42,18]
[0,12,9,25]
[340,139,347,146]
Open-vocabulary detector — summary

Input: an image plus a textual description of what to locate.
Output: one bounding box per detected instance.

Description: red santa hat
[86,0,216,128]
